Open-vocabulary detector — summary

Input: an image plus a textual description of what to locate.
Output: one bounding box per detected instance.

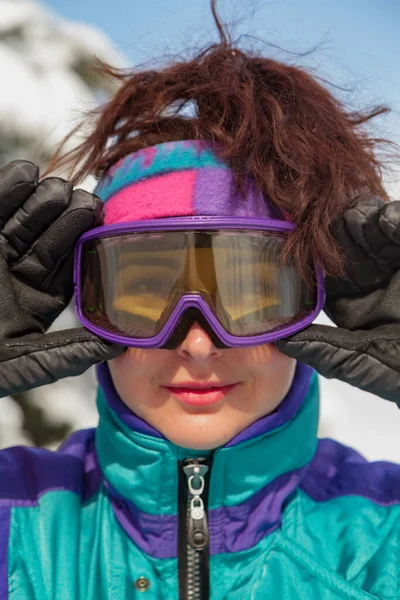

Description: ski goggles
[74,216,325,348]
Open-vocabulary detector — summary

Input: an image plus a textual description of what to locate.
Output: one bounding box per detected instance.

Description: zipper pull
[183,460,210,551]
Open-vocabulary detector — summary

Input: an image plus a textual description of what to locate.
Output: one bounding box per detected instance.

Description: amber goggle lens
[80,230,316,339]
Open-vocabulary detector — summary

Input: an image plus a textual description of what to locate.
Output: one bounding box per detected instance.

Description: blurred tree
[0,0,126,448]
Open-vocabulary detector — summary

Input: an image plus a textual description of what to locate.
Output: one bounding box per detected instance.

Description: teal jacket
[0,361,399,599]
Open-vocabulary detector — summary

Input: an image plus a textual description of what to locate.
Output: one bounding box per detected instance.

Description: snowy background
[0,0,126,448]
[1,0,400,462]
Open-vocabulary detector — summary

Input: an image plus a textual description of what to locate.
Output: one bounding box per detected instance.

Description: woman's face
[108,322,296,450]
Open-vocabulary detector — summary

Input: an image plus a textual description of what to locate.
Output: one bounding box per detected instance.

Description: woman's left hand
[276,195,400,404]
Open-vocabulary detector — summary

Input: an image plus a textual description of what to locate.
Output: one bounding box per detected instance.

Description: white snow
[0,0,48,34]
[0,395,32,448]
[0,0,126,159]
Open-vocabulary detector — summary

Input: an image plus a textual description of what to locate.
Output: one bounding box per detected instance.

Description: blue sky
[42,0,400,117]
[42,0,400,190]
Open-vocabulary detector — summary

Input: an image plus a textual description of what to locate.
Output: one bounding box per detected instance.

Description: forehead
[103,168,276,225]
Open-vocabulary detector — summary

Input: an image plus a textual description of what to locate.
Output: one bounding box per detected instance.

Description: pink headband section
[104,171,196,224]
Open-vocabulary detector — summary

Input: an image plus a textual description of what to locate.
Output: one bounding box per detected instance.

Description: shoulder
[284,439,400,597]
[0,428,100,507]
[301,437,400,506]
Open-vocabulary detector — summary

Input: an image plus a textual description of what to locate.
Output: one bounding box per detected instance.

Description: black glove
[276,196,400,404]
[0,160,124,397]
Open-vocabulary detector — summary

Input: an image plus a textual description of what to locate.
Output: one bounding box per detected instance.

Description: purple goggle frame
[74,216,326,348]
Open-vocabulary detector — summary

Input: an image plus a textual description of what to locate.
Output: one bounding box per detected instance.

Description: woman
[0,5,399,599]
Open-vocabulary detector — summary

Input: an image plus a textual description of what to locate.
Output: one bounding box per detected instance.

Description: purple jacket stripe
[106,437,400,558]
[0,508,9,600]
[109,495,178,560]
[59,428,97,458]
[60,429,103,502]
[0,430,101,507]
[301,438,400,506]
[106,466,308,558]
[209,467,308,554]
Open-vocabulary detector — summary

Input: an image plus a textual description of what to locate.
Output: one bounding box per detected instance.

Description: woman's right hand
[0,160,124,398]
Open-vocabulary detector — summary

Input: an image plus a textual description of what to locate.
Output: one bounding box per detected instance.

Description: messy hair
[47,0,399,282]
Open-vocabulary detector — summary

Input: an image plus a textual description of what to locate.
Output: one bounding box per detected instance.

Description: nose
[176,322,224,361]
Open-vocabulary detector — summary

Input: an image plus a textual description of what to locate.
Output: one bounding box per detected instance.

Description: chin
[153,414,245,451]
[176,440,221,451]
[167,432,232,451]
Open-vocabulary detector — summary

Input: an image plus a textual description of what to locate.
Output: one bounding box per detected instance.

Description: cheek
[240,343,294,370]
[241,344,296,393]
[108,348,166,389]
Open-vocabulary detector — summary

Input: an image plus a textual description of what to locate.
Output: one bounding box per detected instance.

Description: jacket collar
[95,361,319,557]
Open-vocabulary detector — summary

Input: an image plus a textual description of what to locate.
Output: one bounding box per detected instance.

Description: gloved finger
[364,201,400,267]
[378,200,400,244]
[0,327,125,397]
[275,323,400,403]
[10,189,103,290]
[276,324,346,368]
[0,161,39,228]
[2,178,72,262]
[39,250,75,307]
[345,197,400,269]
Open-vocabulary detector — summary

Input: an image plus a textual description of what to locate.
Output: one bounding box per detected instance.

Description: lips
[164,383,237,406]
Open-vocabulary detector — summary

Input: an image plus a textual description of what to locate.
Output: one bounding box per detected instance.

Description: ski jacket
[0,361,399,599]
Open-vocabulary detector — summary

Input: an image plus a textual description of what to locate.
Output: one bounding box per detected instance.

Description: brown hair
[47,1,399,282]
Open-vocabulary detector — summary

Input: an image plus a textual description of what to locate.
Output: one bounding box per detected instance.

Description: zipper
[178,458,211,600]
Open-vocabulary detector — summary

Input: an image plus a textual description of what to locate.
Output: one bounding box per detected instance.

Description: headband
[94,140,284,224]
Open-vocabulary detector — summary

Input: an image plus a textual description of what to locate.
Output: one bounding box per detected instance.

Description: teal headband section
[95,140,229,203]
